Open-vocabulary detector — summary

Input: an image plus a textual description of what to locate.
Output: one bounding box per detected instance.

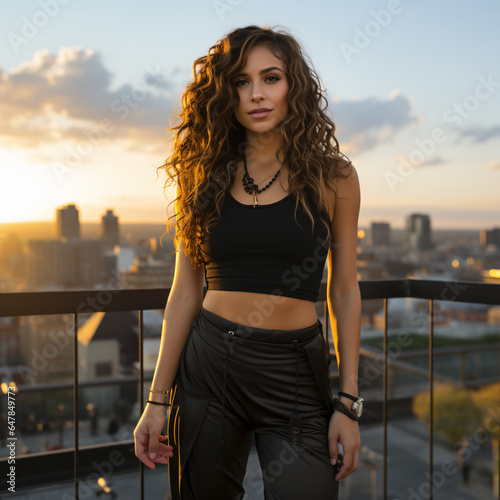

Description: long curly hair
[158,24,354,267]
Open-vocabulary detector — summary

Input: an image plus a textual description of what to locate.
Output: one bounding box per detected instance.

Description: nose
[251,82,265,102]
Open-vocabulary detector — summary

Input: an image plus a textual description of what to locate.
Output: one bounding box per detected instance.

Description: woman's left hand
[328,409,361,482]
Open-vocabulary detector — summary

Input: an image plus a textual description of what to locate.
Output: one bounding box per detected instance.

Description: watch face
[353,398,364,417]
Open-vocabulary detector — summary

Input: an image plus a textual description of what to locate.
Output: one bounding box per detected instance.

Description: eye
[234,75,281,87]
[266,75,280,83]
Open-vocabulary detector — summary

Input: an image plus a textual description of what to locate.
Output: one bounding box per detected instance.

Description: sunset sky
[0,0,499,228]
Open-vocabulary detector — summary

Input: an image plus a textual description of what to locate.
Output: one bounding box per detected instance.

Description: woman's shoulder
[326,153,355,174]
[318,154,359,220]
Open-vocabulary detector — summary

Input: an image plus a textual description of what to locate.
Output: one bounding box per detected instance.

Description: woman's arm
[327,289,361,399]
[326,163,362,402]
[134,191,204,469]
[325,163,362,481]
[149,180,205,401]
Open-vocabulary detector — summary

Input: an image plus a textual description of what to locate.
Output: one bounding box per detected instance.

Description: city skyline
[0,200,496,232]
[0,1,499,228]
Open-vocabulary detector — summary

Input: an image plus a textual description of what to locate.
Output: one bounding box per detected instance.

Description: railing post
[73,312,79,500]
[383,297,388,500]
[429,299,434,500]
[139,309,144,500]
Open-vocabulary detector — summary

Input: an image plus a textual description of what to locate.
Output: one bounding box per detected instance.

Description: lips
[248,108,271,114]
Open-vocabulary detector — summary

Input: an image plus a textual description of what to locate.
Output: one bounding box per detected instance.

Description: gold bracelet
[149,386,169,396]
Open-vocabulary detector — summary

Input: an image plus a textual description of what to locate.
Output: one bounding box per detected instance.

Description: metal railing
[1,278,499,499]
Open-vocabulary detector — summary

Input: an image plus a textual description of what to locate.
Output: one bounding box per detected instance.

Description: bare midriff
[201,290,319,330]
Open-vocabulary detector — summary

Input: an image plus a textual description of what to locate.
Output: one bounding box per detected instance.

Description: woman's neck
[244,130,284,169]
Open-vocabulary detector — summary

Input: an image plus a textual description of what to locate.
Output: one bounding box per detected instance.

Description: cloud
[0,46,176,152]
[1,47,418,158]
[485,160,500,171]
[390,155,446,168]
[329,91,418,154]
[416,156,447,167]
[458,125,500,144]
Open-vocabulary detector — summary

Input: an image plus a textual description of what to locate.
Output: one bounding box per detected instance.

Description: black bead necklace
[242,153,282,208]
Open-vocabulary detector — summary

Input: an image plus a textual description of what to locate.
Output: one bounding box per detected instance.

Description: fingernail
[150,452,156,459]
[331,458,336,465]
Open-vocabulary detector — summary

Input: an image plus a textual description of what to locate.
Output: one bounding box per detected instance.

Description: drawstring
[218,330,234,467]
[292,340,304,414]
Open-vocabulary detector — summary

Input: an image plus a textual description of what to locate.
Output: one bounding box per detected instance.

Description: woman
[134,25,362,500]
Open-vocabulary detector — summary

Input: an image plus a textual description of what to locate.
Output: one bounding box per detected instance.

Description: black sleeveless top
[199,190,330,302]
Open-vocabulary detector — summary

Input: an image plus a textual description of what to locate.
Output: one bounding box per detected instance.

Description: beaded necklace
[242,153,282,208]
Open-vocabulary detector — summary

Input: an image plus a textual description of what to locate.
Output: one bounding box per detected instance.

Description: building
[404,213,432,251]
[370,222,391,247]
[101,209,120,250]
[56,204,80,239]
[480,227,500,249]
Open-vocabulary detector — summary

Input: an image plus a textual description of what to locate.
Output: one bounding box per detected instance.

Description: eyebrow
[235,66,284,77]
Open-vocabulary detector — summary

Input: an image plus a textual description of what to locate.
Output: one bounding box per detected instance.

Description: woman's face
[233,44,289,135]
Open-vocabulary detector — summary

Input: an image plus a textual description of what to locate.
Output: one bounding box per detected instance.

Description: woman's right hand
[134,404,174,469]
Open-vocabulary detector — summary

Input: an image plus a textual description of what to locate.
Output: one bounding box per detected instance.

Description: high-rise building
[404,213,432,251]
[101,209,120,250]
[370,222,391,247]
[56,204,80,239]
[480,227,500,248]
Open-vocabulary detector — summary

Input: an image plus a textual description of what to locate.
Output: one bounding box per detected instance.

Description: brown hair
[158,24,354,266]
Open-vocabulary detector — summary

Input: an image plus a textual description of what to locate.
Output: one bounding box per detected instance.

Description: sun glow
[0,150,60,223]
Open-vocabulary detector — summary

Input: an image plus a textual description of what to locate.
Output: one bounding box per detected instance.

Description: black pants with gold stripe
[167,306,339,500]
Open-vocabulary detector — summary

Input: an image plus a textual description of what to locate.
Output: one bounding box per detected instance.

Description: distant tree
[469,382,500,439]
[469,383,500,496]
[413,384,482,444]
[414,382,500,495]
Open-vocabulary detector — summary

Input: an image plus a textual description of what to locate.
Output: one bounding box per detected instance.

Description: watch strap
[333,398,359,421]
[337,391,359,402]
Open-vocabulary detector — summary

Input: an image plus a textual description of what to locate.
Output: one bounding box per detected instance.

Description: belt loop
[218,330,234,468]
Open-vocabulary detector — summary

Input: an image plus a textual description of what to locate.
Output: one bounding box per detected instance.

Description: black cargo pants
[167,306,339,500]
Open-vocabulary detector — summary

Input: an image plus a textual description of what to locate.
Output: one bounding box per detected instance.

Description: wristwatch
[337,391,364,420]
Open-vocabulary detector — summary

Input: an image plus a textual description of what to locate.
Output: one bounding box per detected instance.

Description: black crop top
[200,190,331,302]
